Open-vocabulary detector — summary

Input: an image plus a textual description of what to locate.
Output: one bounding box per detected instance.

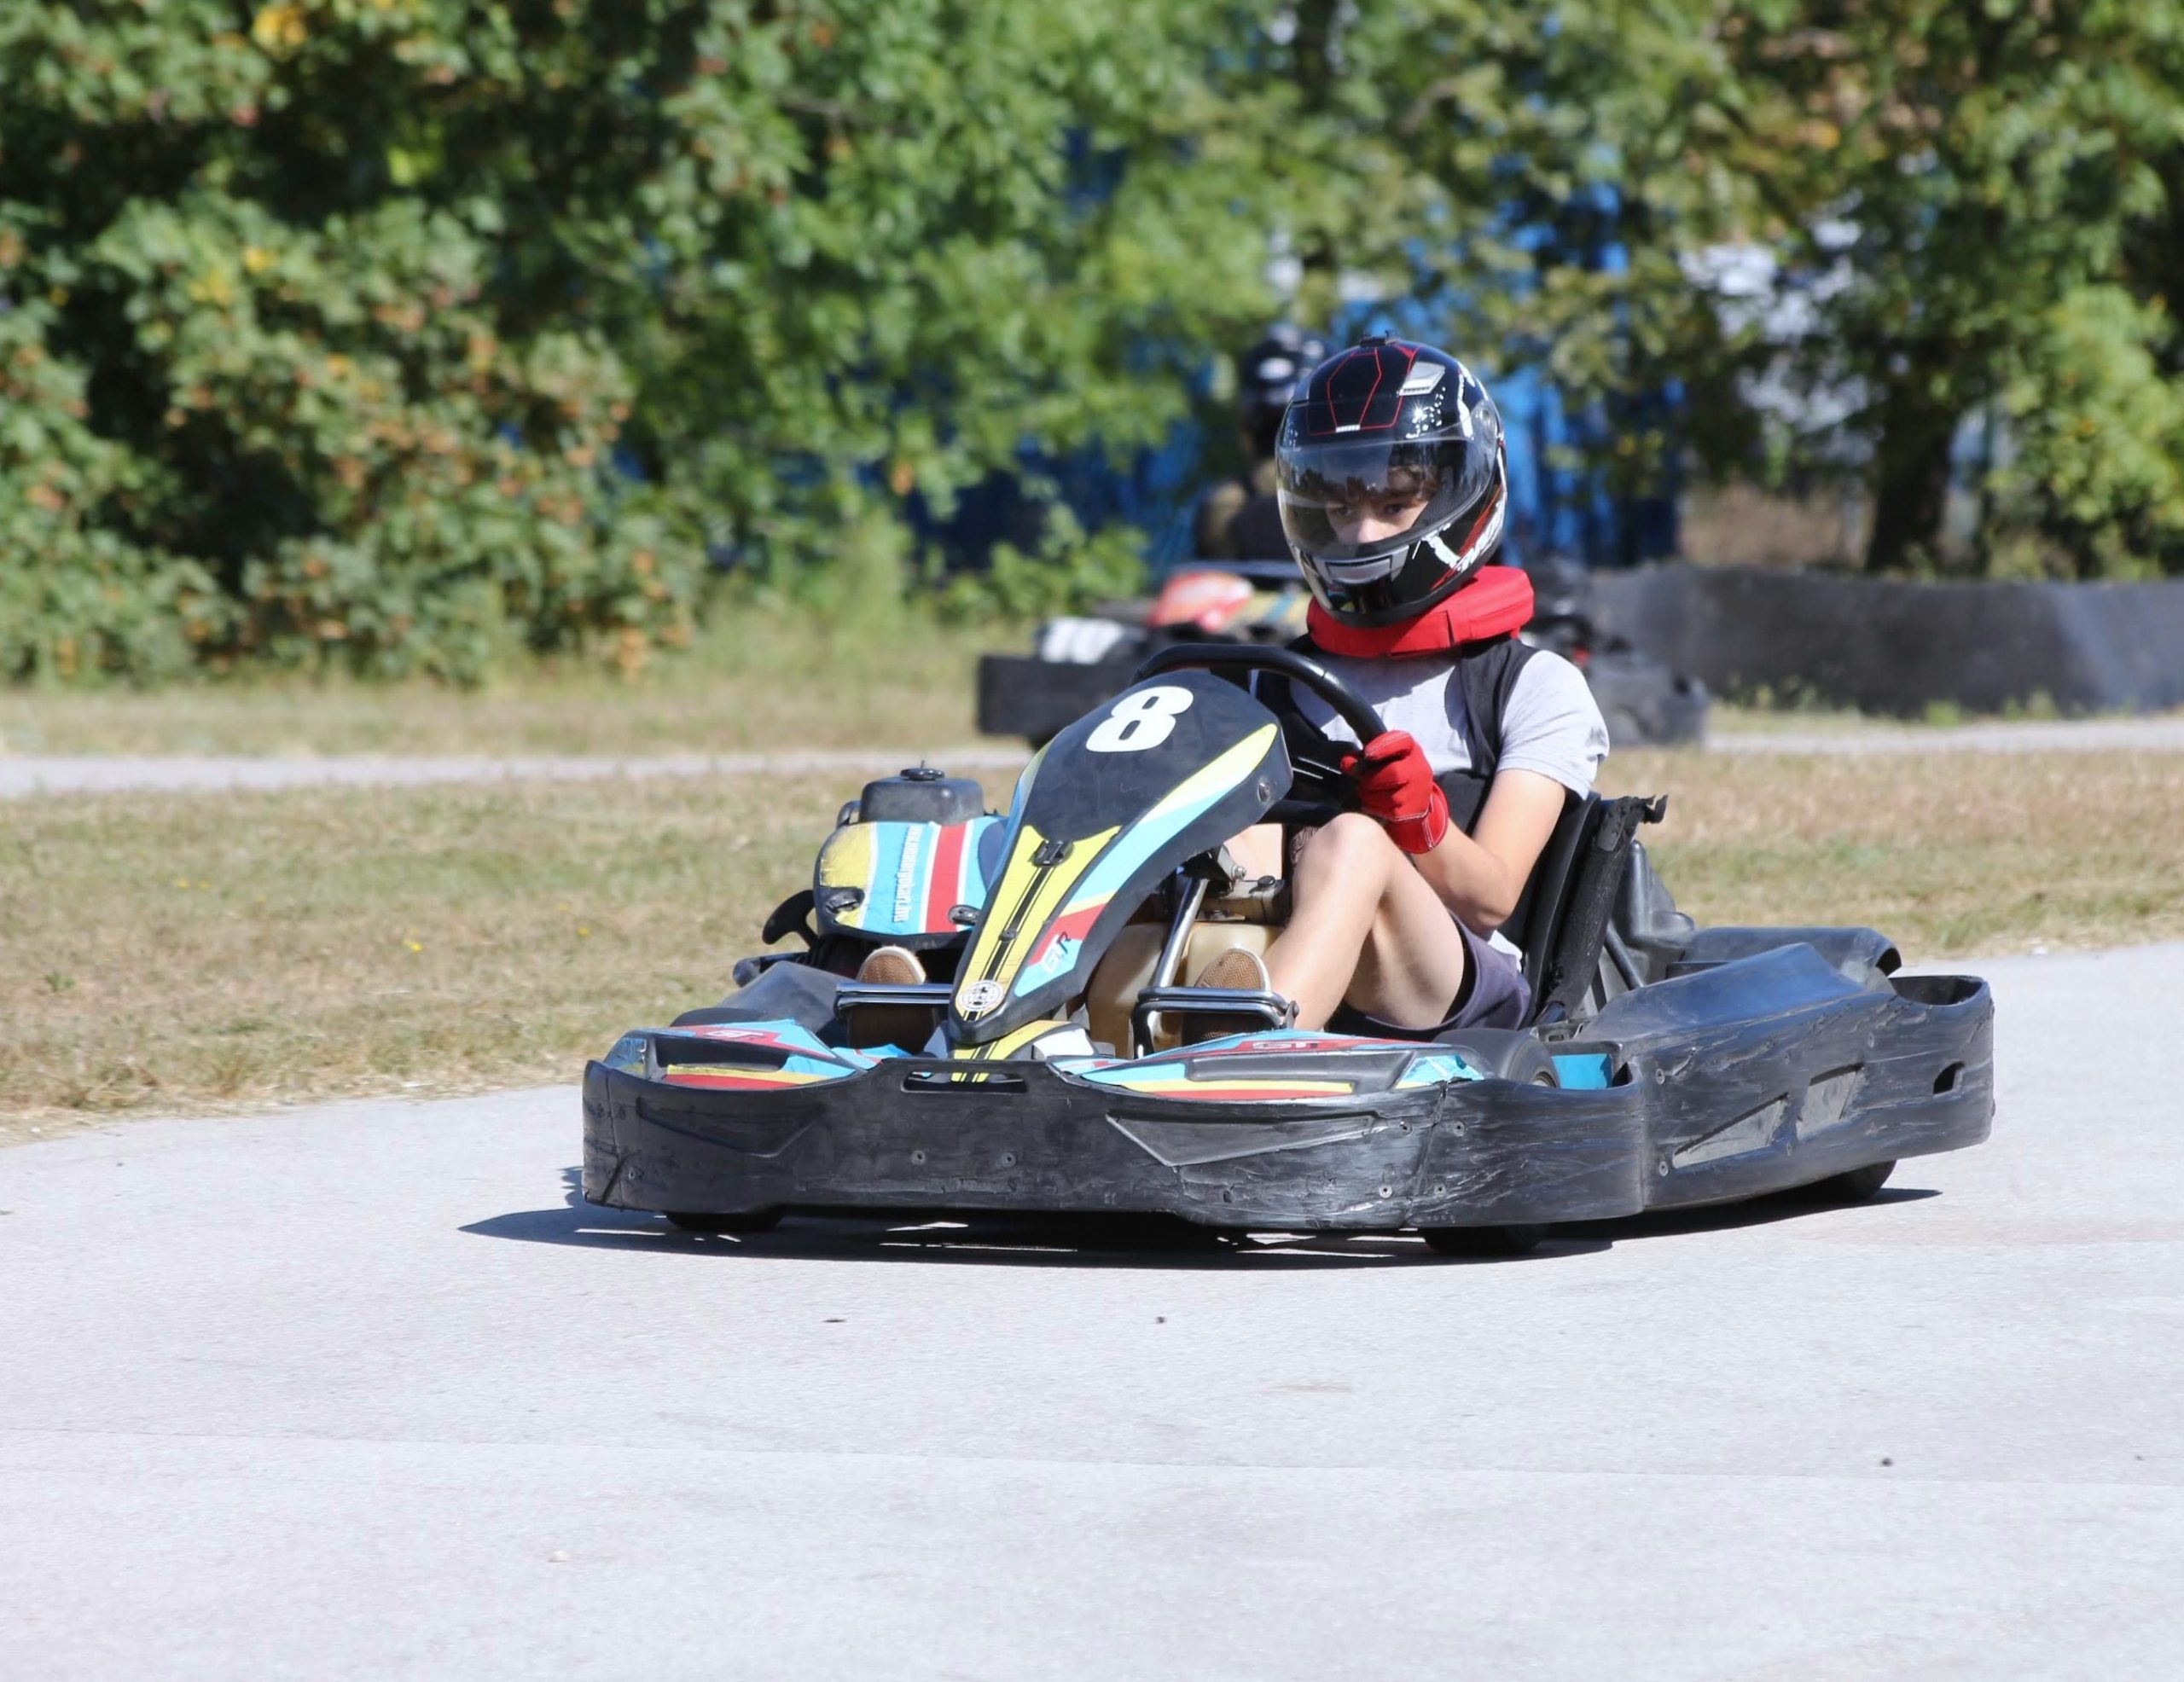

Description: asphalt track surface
[5,942,2181,1679]
[5,712,2184,798]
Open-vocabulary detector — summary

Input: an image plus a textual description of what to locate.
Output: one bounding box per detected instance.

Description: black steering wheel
[1131,643,1386,826]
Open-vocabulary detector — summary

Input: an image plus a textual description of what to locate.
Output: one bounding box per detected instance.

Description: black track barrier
[1588,564,2184,717]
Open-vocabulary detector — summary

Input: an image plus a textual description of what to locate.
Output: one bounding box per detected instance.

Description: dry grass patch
[5,747,2179,1138]
[0,772,869,1140]
[0,606,1002,758]
[1604,748,2184,959]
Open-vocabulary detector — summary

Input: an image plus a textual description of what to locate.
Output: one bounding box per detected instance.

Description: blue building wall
[951,351,1680,577]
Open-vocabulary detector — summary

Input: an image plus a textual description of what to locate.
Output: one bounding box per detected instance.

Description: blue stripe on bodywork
[1010,769,1259,1000]
[860,822,912,934]
[1396,1052,1485,1088]
[632,1021,874,1070]
[1054,769,1253,917]
[1551,1053,1617,1089]
[853,818,1002,937]
[961,815,1002,906]
[1070,1059,1189,1088]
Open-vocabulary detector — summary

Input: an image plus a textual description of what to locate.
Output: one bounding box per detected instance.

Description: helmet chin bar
[1318,545,1410,588]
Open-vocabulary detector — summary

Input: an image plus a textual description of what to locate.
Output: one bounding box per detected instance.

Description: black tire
[1420,1223,1548,1257]
[1803,1160,1896,1204]
[665,1209,784,1235]
[1437,1030,1560,1088]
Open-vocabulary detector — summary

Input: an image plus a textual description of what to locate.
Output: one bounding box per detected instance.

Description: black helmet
[1275,337,1508,628]
[1237,326,1328,460]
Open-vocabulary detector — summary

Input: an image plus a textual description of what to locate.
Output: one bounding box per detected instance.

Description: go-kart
[975,555,1710,749]
[975,558,1307,748]
[584,646,1991,1254]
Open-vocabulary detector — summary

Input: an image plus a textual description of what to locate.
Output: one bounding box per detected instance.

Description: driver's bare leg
[1263,813,1469,1030]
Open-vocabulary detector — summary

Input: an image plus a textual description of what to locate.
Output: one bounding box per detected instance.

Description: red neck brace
[1305,566,1535,658]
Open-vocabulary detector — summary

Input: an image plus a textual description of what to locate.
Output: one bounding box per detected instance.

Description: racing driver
[1201,335,1609,1035]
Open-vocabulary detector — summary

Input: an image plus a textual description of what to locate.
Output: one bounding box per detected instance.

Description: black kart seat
[1503,790,1596,995]
[1503,792,1667,1027]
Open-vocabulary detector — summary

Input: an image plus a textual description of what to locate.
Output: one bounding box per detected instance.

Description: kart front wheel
[1420,1223,1548,1258]
[665,1209,784,1235]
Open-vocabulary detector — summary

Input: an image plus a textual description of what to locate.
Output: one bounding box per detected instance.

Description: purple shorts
[1328,915,1532,1037]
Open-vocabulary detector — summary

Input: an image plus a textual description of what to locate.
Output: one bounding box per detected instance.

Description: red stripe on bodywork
[1029,900,1105,966]
[682,1026,810,1050]
[926,821,969,931]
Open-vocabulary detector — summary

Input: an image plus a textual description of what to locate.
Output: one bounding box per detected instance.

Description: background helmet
[1236,325,1328,461]
[1275,337,1508,628]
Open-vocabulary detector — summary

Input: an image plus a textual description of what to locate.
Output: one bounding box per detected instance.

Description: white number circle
[1086,686,1194,753]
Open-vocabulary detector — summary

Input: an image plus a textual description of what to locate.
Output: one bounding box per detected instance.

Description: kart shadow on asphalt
[456,1169,1938,1270]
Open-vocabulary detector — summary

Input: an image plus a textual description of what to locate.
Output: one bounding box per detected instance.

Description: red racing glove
[1340,729,1449,856]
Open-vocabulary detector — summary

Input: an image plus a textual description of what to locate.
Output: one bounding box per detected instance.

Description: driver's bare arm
[1229,764,1564,935]
[1413,768,1566,933]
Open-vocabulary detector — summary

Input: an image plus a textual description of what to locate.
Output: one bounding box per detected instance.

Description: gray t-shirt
[1292,647,1611,795]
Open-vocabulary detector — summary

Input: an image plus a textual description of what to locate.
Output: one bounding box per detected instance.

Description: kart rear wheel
[665,1209,784,1235]
[1420,1223,1548,1258]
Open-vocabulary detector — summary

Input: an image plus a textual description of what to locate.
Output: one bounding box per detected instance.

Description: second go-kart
[584,646,1991,1253]
[976,555,1709,750]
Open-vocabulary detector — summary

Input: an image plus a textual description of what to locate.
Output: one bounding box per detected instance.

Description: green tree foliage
[0,0,1277,681]
[1690,1,2184,572]
[1278,1,1743,556]
[8,0,2184,687]
[1281,2,2184,577]
[1260,1,2184,578]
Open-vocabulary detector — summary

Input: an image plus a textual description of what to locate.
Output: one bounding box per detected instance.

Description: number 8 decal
[1086,686,1194,752]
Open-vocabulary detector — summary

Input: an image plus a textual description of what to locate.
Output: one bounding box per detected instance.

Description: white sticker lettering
[1086,687,1194,753]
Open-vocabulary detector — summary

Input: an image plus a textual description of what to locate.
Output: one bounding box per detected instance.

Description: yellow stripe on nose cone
[951,719,1277,1027]
[945,1018,1076,1081]
[954,821,1121,1021]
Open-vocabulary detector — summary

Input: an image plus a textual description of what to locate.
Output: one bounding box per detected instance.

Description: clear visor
[1275,434,1491,566]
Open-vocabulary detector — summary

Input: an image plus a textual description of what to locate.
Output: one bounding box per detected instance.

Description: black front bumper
[584,1057,1652,1230]
[583,964,1995,1232]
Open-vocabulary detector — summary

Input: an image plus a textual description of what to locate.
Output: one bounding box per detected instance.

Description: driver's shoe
[847,946,932,1050]
[856,946,926,987]
[1184,948,1292,1046]
[1195,946,1270,994]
